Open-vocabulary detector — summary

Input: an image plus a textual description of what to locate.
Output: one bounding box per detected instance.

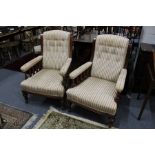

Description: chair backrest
[91,34,129,82]
[42,30,71,70]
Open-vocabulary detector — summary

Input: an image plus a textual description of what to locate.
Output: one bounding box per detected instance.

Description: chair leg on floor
[137,85,152,120]
[137,79,143,100]
[60,99,65,110]
[137,93,141,100]
[61,93,67,110]
[108,116,115,128]
[0,114,6,128]
[22,91,28,104]
[67,100,72,112]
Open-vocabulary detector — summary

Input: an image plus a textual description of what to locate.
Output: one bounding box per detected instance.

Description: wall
[140,26,155,44]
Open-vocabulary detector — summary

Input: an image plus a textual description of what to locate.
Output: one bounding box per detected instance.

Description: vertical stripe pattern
[116,68,127,93]
[67,77,117,116]
[21,69,64,97]
[43,30,70,70]
[91,34,129,82]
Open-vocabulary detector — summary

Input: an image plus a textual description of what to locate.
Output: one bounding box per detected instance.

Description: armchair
[66,34,130,127]
[20,30,72,106]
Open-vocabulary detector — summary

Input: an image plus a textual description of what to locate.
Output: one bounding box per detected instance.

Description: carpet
[34,107,110,129]
[0,103,37,129]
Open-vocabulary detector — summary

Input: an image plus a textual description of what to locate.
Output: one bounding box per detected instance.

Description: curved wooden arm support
[69,67,91,88]
[24,60,42,79]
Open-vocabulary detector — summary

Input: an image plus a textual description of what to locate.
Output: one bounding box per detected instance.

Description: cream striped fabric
[69,62,92,80]
[20,30,72,98]
[43,30,70,70]
[21,69,64,97]
[20,56,43,72]
[60,58,72,76]
[116,68,127,93]
[67,77,117,115]
[91,34,129,82]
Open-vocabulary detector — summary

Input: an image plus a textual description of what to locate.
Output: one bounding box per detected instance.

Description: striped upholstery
[116,68,127,93]
[60,58,72,76]
[91,35,129,82]
[67,34,129,116]
[43,30,71,70]
[21,69,64,97]
[67,77,117,115]
[21,30,72,98]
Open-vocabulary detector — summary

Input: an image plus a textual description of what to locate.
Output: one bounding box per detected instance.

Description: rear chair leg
[67,100,72,112]
[61,93,67,110]
[108,116,115,128]
[22,91,28,104]
[60,99,65,110]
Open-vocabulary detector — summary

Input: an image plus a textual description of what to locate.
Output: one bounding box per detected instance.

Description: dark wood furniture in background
[135,43,155,94]
[0,26,142,84]
[73,33,97,68]
[0,26,43,67]
[0,26,41,41]
[136,43,155,120]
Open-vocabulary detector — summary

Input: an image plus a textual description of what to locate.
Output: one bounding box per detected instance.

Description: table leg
[138,84,152,120]
[0,114,3,128]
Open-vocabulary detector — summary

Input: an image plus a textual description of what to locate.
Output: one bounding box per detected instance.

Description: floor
[0,68,155,129]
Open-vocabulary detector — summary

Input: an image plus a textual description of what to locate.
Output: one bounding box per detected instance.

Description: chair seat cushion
[66,77,117,115]
[21,69,64,97]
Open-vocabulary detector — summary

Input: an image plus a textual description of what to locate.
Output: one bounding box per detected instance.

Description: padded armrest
[69,62,92,80]
[20,55,43,72]
[116,68,127,93]
[60,58,72,76]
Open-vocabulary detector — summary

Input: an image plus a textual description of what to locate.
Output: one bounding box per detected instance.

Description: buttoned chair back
[42,30,71,70]
[91,34,129,82]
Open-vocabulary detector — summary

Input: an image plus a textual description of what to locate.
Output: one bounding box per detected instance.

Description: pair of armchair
[20,30,130,127]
